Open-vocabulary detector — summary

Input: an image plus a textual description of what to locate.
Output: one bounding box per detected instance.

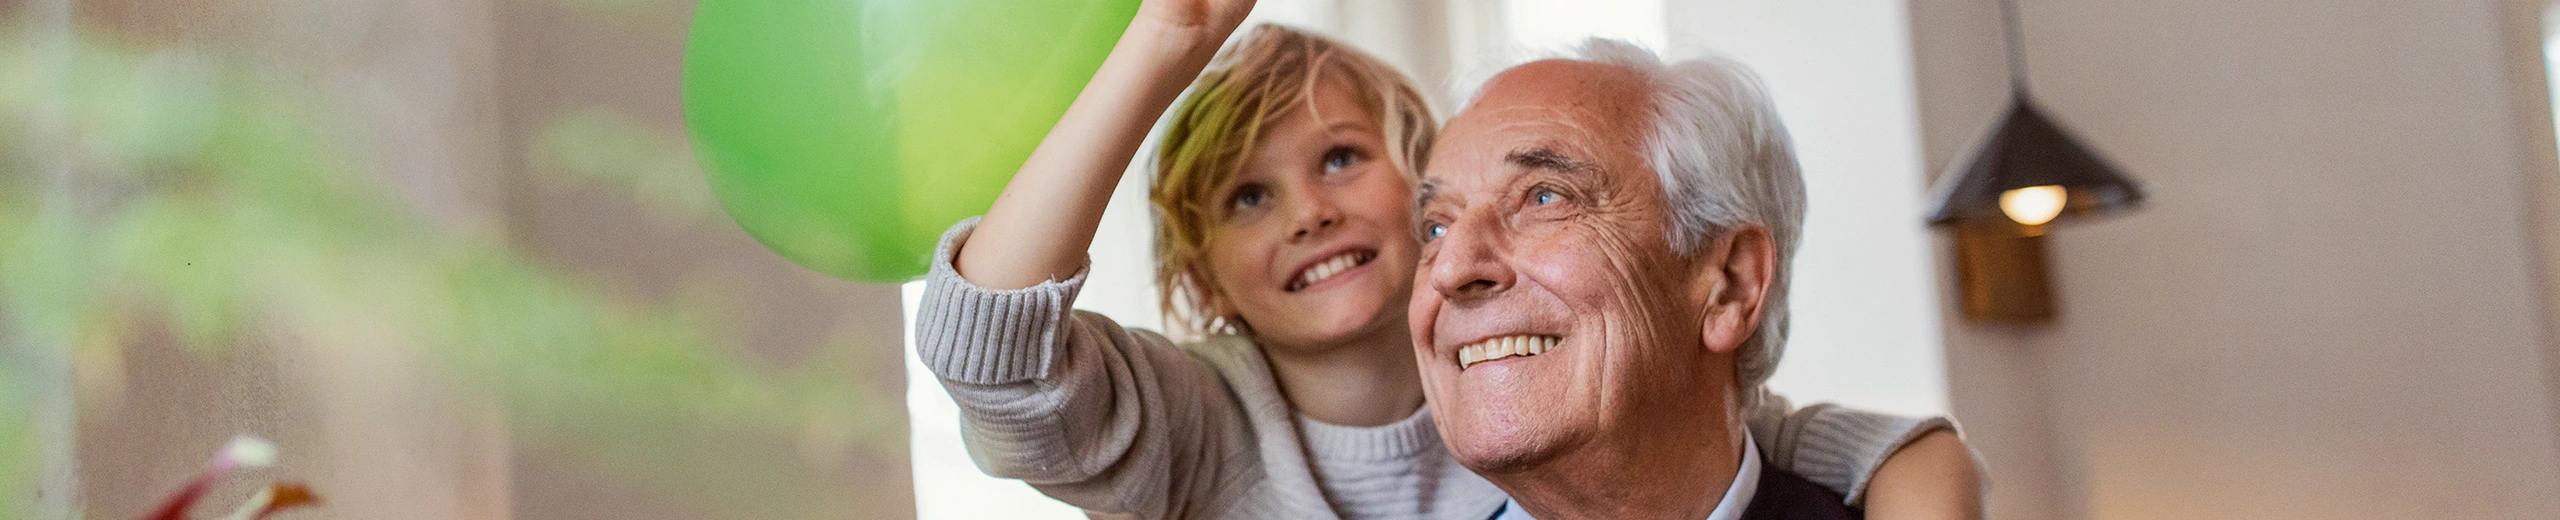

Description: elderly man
[1409,40,1852,519]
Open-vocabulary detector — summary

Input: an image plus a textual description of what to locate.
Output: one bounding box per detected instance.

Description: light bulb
[1999,185,2067,226]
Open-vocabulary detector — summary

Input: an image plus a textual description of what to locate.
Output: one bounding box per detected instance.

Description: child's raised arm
[956,0,1256,289]
[912,3,1270,518]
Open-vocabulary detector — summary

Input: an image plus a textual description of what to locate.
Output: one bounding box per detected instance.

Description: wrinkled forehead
[1464,59,1654,123]
[1421,60,1654,202]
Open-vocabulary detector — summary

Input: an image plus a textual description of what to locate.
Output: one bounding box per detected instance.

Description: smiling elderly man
[1408,40,1852,520]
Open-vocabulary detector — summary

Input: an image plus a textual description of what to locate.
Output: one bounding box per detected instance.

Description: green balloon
[684,0,1140,282]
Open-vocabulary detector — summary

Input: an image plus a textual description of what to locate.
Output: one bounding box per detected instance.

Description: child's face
[1198,81,1419,351]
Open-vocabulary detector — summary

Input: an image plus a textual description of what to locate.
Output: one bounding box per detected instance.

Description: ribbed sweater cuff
[1788,405,1957,506]
[914,217,1089,385]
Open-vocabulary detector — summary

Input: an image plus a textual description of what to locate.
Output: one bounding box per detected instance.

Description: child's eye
[1322,147,1360,173]
[1531,188,1562,206]
[1230,185,1269,213]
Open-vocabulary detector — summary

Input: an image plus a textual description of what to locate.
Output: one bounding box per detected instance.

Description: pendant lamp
[1927,0,2144,232]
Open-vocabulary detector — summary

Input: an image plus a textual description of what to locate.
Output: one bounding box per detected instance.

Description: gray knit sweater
[915,218,1953,519]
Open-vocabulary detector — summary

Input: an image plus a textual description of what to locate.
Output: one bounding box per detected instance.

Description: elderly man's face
[1409,60,1743,474]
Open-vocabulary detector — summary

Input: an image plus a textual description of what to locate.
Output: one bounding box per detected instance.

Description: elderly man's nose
[1428,225,1512,301]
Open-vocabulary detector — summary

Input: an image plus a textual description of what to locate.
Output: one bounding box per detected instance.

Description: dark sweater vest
[1484,461,1864,519]
[1743,462,1864,520]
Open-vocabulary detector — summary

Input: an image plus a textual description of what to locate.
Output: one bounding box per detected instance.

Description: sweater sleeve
[1744,390,1961,507]
[913,217,1257,519]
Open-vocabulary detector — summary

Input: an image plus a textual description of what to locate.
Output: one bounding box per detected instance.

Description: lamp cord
[1998,0,2031,94]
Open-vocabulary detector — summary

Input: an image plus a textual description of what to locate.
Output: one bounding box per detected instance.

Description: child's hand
[1137,0,1255,38]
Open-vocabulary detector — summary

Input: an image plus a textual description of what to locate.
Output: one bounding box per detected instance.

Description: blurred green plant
[0,16,903,520]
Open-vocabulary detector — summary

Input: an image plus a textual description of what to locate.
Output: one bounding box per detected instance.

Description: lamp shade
[1927,94,2144,226]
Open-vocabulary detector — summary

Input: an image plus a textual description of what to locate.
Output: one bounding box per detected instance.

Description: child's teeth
[1299,253,1365,288]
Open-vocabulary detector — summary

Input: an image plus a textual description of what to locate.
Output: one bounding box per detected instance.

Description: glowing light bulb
[1999,185,2067,226]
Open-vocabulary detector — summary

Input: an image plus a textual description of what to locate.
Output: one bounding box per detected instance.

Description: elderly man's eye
[1531,188,1562,206]
[1322,147,1360,174]
[1421,222,1447,242]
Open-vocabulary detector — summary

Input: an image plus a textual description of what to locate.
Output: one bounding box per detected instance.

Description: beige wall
[1909,0,2560,518]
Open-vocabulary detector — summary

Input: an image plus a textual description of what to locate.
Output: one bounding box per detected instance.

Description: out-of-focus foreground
[0,0,915,518]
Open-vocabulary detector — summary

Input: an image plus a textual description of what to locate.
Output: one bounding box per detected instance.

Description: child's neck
[1262,324,1426,427]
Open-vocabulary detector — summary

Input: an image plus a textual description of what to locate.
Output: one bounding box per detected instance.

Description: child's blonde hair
[1150,24,1437,340]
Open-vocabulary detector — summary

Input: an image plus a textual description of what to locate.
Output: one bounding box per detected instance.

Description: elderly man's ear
[1693,225,1778,355]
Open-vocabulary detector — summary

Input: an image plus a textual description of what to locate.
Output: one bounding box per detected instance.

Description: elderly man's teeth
[1457,335,1561,369]
[1296,252,1366,289]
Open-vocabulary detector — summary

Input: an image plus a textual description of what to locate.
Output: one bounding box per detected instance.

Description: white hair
[1520,39,1808,398]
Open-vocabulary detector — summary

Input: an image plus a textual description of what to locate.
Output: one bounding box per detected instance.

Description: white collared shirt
[1490,430,1762,520]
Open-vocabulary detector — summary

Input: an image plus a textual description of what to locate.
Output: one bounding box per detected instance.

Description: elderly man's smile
[1455,334,1563,369]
